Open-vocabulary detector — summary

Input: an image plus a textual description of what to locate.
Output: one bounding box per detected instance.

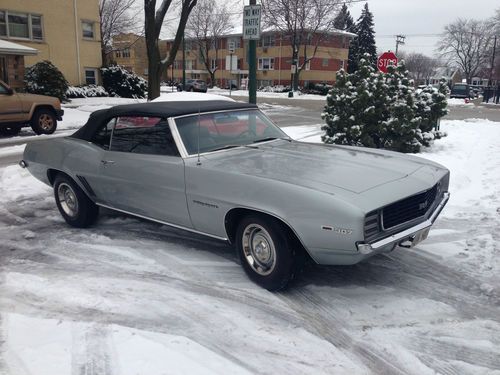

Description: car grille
[364,210,380,241]
[382,184,438,229]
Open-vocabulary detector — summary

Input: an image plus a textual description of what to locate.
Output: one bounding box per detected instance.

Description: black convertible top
[71,100,258,141]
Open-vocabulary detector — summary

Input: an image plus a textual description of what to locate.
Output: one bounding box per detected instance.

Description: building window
[85,68,98,85]
[304,60,311,71]
[0,11,43,40]
[210,58,217,71]
[340,60,345,70]
[122,48,130,58]
[82,21,94,39]
[8,13,29,38]
[227,37,241,49]
[258,58,274,70]
[0,11,6,36]
[31,15,42,40]
[259,34,275,47]
[115,50,122,58]
[322,58,329,67]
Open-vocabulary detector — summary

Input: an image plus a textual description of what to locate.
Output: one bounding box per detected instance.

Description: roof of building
[0,39,38,56]
[71,100,258,141]
[162,28,356,43]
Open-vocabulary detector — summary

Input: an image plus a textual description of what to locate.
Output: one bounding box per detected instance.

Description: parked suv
[450,83,471,99]
[0,80,64,136]
[177,79,207,93]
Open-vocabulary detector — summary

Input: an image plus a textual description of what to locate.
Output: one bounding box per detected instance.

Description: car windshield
[175,109,289,155]
[452,85,467,93]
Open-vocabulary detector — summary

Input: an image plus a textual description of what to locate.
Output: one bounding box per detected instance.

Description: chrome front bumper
[356,192,450,255]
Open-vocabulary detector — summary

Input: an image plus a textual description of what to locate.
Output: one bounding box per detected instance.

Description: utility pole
[395,35,405,55]
[489,35,497,87]
[182,35,186,88]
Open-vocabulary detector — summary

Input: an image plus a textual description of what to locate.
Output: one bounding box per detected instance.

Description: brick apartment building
[0,0,102,86]
[110,33,167,80]
[166,30,355,88]
[112,29,355,88]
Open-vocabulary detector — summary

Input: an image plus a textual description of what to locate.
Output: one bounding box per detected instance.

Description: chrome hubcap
[57,183,78,217]
[39,114,54,130]
[242,224,276,276]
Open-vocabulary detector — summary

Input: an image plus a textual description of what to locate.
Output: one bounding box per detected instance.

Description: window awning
[0,39,38,56]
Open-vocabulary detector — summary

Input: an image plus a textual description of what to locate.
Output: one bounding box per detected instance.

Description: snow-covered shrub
[66,85,109,98]
[25,60,68,101]
[414,79,449,146]
[321,55,448,153]
[101,65,147,98]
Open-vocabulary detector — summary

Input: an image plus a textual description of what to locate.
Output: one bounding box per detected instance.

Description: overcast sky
[348,0,499,59]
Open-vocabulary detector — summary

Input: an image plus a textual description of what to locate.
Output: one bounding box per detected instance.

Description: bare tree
[261,0,346,90]
[144,0,198,100]
[99,0,139,65]
[403,52,438,86]
[438,18,494,83]
[185,0,234,87]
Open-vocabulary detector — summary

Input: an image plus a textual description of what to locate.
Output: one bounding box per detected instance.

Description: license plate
[412,227,430,247]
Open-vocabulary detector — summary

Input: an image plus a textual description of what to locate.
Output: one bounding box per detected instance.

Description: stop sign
[377,51,398,73]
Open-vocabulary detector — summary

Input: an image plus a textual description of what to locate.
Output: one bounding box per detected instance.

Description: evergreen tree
[349,3,377,73]
[414,78,449,146]
[322,56,447,153]
[25,60,68,102]
[101,65,147,98]
[333,4,354,31]
[383,62,422,152]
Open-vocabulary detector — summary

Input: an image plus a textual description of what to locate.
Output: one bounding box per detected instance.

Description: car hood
[16,92,60,105]
[201,140,445,194]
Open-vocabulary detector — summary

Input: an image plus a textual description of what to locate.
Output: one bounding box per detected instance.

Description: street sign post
[243,5,261,40]
[244,2,260,104]
[377,51,398,73]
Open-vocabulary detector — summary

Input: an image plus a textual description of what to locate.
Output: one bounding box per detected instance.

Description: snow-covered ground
[1,98,500,374]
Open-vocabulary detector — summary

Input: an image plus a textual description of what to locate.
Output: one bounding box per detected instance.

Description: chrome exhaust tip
[19,160,28,168]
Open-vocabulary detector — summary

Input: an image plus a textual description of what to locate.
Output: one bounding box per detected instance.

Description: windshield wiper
[210,144,258,152]
[252,137,292,144]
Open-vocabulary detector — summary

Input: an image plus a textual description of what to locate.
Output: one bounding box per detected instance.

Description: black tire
[0,125,22,136]
[189,87,194,92]
[53,174,99,228]
[236,214,304,291]
[31,108,57,135]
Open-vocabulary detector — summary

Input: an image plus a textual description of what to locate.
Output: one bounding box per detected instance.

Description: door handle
[101,160,115,165]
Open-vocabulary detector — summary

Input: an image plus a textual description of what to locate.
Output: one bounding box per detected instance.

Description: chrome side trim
[368,192,450,250]
[96,203,228,241]
[167,117,189,158]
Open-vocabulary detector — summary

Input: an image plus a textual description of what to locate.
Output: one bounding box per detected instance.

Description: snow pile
[66,85,108,98]
[152,91,235,103]
[1,116,500,374]
[447,98,474,106]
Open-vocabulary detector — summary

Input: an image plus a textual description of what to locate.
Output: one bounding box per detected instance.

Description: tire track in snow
[277,288,407,375]
[71,324,114,375]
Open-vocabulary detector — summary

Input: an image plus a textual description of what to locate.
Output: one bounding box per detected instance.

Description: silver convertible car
[21,100,450,290]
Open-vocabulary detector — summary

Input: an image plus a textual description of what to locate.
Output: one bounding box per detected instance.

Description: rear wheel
[31,108,57,135]
[54,175,99,228]
[189,87,194,92]
[0,125,22,136]
[236,215,304,291]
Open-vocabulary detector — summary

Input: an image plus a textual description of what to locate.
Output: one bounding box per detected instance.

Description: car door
[0,81,23,122]
[95,116,192,228]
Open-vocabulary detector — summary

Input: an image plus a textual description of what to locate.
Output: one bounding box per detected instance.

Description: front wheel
[31,108,57,135]
[54,175,99,228]
[236,215,303,291]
